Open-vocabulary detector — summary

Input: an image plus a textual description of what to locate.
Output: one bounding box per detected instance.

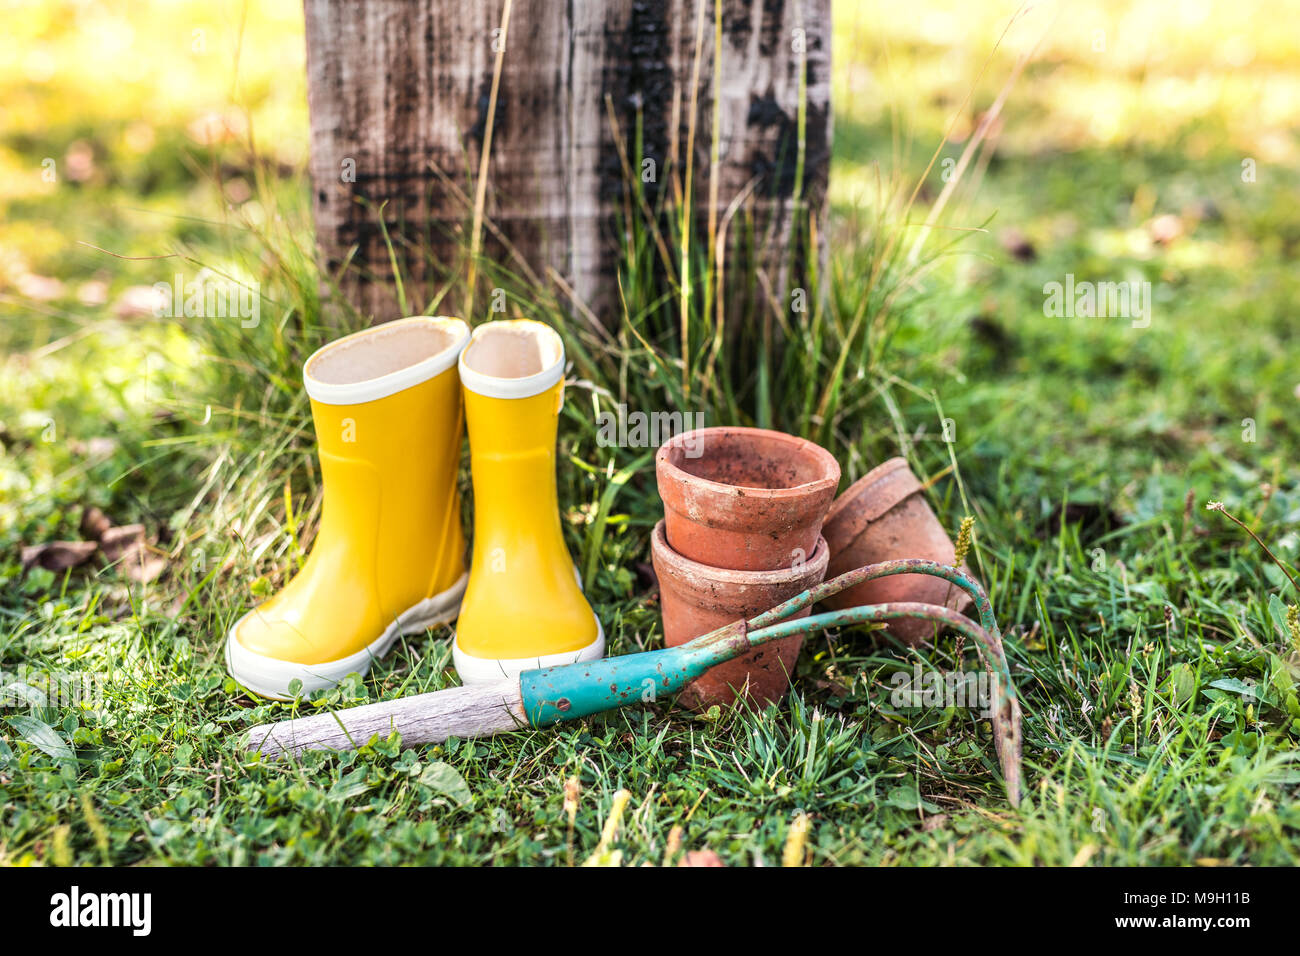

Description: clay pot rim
[656,426,841,501]
[651,520,829,586]
[824,457,919,528]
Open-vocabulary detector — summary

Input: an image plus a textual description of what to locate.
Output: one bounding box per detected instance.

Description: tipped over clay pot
[656,426,840,572]
[820,457,973,645]
[651,520,829,710]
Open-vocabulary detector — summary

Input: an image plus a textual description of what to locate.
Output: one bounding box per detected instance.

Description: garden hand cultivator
[240,559,1023,805]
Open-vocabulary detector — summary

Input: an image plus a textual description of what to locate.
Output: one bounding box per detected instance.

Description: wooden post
[304,0,830,322]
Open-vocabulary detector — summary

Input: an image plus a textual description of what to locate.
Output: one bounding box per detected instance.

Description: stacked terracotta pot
[819,457,973,644]
[654,429,977,710]
[653,427,840,709]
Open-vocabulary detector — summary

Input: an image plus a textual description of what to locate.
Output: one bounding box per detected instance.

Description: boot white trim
[458,319,565,400]
[225,573,469,701]
[304,316,470,406]
[452,614,605,684]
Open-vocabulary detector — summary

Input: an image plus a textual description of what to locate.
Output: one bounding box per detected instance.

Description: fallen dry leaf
[79,506,111,541]
[76,279,109,307]
[64,140,96,182]
[187,109,247,146]
[21,541,98,572]
[99,524,146,563]
[16,274,66,302]
[124,550,167,585]
[1148,213,1185,245]
[113,285,166,319]
[678,849,725,867]
[77,507,169,584]
[68,436,118,459]
[102,525,166,583]
[999,227,1037,263]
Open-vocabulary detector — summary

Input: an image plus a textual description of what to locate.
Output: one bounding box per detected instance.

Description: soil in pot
[656,426,839,572]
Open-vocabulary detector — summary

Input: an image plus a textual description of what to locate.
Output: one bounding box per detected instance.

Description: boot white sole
[452,565,606,683]
[225,572,469,700]
[452,614,606,684]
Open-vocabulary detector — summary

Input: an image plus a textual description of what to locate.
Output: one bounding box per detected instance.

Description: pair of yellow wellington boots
[224,316,603,699]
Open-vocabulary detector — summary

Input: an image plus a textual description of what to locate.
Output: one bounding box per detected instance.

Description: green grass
[3,0,1300,866]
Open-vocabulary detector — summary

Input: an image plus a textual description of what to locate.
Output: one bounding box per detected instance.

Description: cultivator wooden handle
[240,560,1022,804]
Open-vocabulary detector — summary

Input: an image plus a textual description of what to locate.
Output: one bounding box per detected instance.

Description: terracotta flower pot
[656,426,840,572]
[820,457,973,645]
[651,520,829,710]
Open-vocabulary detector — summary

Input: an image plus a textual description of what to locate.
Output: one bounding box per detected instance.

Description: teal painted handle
[520,621,748,726]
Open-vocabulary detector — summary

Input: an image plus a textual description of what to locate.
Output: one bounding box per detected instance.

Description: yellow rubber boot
[225,316,471,699]
[453,319,604,682]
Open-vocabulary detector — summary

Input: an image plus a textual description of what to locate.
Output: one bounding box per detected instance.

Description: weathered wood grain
[303,0,831,321]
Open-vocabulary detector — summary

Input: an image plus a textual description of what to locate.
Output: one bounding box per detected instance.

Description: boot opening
[461,321,563,380]
[663,429,838,491]
[308,319,464,386]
